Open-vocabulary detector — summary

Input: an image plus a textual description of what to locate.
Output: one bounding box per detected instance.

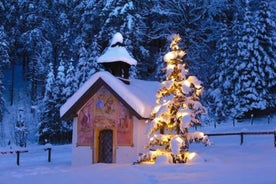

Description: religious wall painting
[77,86,133,147]
[117,101,133,146]
[77,98,94,146]
[94,86,133,146]
[95,87,117,117]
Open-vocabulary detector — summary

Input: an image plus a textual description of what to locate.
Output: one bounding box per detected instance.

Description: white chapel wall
[71,114,149,164]
[116,117,148,163]
[71,117,93,166]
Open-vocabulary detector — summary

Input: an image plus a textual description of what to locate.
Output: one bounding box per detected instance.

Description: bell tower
[97,33,137,84]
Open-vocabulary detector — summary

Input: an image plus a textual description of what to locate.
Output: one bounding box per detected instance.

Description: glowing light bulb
[187,152,196,160]
[175,136,183,143]
[199,132,204,138]
[184,80,191,87]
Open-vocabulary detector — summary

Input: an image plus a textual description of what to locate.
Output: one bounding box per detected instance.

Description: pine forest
[0,0,275,145]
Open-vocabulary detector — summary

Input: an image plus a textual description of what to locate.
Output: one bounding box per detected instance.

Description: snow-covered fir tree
[208,1,276,120]
[208,20,233,121]
[38,62,56,144]
[63,61,77,99]
[138,35,209,164]
[230,2,268,118]
[54,59,72,143]
[55,59,66,103]
[254,0,276,108]
[87,40,101,79]
[75,44,98,88]
[38,61,72,144]
[208,6,245,121]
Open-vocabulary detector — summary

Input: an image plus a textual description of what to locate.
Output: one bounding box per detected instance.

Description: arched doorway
[98,129,113,163]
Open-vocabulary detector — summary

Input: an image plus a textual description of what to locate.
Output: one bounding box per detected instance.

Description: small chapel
[60,33,160,165]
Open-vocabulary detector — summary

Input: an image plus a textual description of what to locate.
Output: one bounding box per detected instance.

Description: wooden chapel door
[98,129,113,163]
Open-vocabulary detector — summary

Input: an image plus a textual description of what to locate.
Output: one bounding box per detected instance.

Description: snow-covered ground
[1,116,276,184]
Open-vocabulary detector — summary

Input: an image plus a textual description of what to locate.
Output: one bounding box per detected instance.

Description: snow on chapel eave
[60,71,151,120]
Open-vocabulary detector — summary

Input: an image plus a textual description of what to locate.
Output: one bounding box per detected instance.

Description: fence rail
[205,131,276,147]
[0,147,52,166]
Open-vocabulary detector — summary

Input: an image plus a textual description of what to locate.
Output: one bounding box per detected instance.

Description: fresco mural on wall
[77,86,133,146]
[117,102,133,146]
[94,86,133,146]
[77,98,94,146]
[95,89,117,116]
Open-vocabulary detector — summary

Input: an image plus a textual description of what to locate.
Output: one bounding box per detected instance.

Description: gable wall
[71,86,148,165]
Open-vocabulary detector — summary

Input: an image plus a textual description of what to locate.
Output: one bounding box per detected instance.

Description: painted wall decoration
[77,86,133,146]
[77,98,94,146]
[117,102,133,146]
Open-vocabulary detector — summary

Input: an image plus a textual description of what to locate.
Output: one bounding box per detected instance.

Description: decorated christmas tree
[139,34,209,164]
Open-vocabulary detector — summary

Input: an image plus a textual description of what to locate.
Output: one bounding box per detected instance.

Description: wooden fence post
[274,131,276,148]
[48,148,52,162]
[16,151,20,166]
[44,148,52,162]
[240,132,244,145]
[250,114,254,125]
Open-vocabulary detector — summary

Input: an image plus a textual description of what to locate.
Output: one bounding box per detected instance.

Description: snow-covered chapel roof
[60,71,160,120]
[97,33,137,65]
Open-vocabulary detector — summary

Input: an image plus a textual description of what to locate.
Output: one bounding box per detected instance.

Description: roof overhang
[60,72,153,120]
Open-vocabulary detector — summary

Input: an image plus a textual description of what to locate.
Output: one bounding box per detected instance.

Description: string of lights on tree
[138,34,210,164]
